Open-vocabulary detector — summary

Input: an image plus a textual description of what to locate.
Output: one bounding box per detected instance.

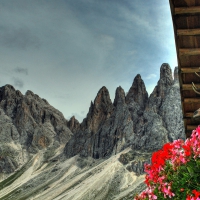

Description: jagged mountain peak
[159,63,173,96]
[125,73,148,110]
[25,90,49,105]
[4,84,16,91]
[89,86,113,118]
[25,90,35,96]
[0,84,21,100]
[160,63,173,81]
[149,63,173,102]
[113,86,126,107]
[93,86,112,108]
[135,74,142,79]
[82,86,114,133]
[67,115,80,132]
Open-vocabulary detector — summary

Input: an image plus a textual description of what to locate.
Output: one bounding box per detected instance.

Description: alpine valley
[0,64,185,200]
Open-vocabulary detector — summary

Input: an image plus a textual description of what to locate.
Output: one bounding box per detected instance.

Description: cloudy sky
[0,0,177,122]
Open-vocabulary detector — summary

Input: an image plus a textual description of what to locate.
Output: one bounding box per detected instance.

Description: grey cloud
[145,74,157,80]
[13,77,24,88]
[64,0,166,81]
[0,26,40,50]
[14,67,28,75]
[0,0,177,122]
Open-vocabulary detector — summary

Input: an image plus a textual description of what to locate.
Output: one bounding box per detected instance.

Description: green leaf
[187,166,194,175]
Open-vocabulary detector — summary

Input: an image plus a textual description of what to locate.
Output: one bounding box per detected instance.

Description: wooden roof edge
[184,112,193,118]
[182,83,200,90]
[175,6,200,15]
[169,0,198,138]
[179,48,200,56]
[169,0,184,117]
[177,29,200,36]
[187,125,199,131]
[184,98,200,103]
[180,67,200,73]
[168,0,181,75]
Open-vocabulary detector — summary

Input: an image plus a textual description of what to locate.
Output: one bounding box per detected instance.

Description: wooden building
[169,0,200,137]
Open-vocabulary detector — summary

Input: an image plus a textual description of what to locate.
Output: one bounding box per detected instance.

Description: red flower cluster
[186,190,200,200]
[134,126,200,200]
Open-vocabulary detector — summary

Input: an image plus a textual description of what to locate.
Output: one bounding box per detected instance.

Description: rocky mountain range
[65,63,185,159]
[0,63,185,200]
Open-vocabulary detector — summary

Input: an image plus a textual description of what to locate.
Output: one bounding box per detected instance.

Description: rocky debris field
[0,148,146,200]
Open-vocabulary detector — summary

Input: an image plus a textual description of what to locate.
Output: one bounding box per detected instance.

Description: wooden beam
[179,48,200,56]
[175,6,200,15]
[184,113,200,119]
[181,67,200,73]
[184,112,193,118]
[187,125,198,131]
[177,29,200,36]
[184,98,200,103]
[182,84,200,90]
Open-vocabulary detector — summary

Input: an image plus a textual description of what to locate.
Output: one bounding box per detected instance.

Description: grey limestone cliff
[0,85,72,174]
[64,86,134,158]
[0,63,185,177]
[132,64,185,151]
[64,63,185,161]
[0,63,186,200]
